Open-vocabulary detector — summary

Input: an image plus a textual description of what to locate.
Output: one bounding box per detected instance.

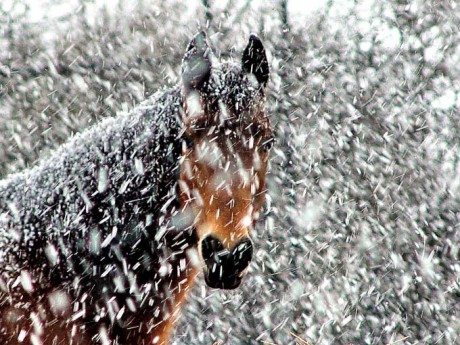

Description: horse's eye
[261,135,275,152]
[181,132,194,150]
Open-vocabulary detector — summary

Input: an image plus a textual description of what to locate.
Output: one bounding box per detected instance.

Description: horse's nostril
[201,235,225,263]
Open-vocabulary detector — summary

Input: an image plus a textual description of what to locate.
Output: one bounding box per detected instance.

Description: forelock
[202,61,263,111]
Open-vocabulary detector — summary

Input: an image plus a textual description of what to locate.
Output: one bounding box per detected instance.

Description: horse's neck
[0,85,196,344]
[0,86,185,292]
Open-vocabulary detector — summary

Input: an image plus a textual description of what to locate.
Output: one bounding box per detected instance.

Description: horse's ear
[242,34,269,87]
[182,31,213,93]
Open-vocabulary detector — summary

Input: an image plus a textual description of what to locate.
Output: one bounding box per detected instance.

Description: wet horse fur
[0,32,271,345]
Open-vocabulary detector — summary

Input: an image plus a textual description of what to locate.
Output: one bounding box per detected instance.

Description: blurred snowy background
[1,0,460,344]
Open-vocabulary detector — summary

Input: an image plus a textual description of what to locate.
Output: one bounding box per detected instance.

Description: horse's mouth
[203,267,247,290]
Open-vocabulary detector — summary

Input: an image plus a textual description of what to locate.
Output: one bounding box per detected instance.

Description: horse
[0,31,272,344]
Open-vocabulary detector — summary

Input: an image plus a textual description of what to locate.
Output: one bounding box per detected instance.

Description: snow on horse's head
[179,32,273,290]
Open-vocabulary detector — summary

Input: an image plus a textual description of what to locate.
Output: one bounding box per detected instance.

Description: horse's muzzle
[201,235,253,290]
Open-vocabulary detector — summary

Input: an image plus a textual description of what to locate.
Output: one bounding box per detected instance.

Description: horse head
[179,32,273,289]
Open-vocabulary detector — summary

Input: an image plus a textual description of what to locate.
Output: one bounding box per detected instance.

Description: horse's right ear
[182,31,213,93]
[242,34,269,87]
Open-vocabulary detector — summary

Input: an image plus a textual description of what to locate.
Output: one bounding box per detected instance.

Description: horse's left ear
[182,31,213,93]
[242,34,269,87]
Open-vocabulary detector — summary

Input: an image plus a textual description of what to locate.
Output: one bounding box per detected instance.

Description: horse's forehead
[192,125,258,164]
